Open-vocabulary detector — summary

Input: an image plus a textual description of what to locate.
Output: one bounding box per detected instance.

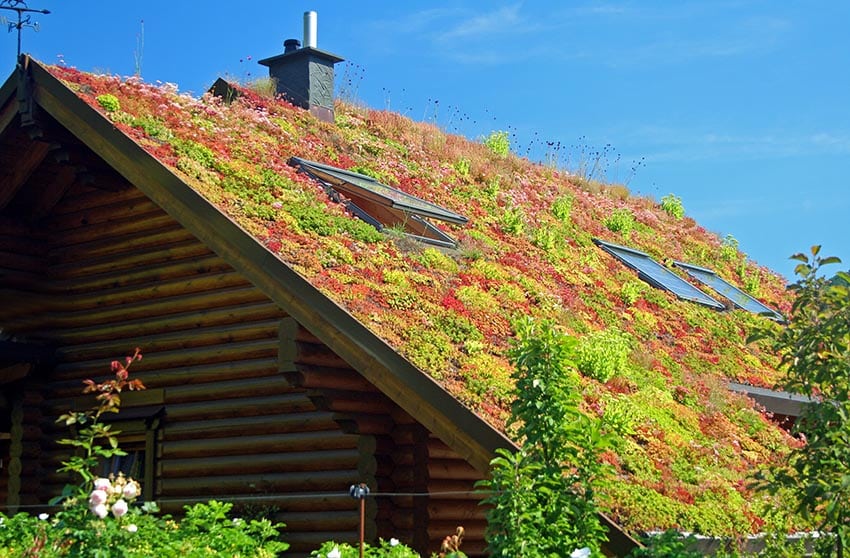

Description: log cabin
[0,56,645,556]
[0,46,796,556]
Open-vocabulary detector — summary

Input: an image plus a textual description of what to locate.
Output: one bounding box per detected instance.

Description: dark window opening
[99,407,164,502]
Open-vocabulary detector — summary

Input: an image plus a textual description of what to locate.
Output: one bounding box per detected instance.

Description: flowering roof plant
[45,64,802,536]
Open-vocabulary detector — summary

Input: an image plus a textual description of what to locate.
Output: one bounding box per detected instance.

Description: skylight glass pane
[674,261,784,320]
[290,157,467,224]
[593,239,725,309]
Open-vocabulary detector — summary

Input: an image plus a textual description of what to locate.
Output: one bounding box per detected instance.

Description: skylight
[673,261,784,321]
[289,157,467,248]
[593,239,725,309]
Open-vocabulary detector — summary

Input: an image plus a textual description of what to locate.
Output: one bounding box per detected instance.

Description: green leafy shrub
[0,350,288,557]
[604,208,636,237]
[96,93,120,112]
[479,319,612,557]
[620,280,645,306]
[453,157,471,179]
[660,194,685,219]
[551,194,574,222]
[311,537,446,557]
[576,327,632,382]
[749,247,850,556]
[483,130,510,157]
[628,530,701,557]
[499,205,525,235]
[720,234,740,262]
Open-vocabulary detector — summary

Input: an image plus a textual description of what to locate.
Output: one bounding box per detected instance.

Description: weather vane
[0,0,50,59]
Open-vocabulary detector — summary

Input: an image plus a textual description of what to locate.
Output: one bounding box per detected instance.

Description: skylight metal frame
[673,261,784,321]
[593,238,725,309]
[290,157,467,224]
[289,157,466,248]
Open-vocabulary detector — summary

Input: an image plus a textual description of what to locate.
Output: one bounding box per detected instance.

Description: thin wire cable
[0,489,499,511]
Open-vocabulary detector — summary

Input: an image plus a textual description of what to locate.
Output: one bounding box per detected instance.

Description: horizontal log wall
[5,173,495,556]
[427,436,489,557]
[11,181,367,556]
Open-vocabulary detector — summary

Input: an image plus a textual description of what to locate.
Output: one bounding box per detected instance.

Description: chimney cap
[284,38,301,53]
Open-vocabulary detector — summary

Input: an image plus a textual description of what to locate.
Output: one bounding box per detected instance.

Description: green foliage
[281,198,384,243]
[172,138,218,169]
[531,225,562,255]
[414,247,458,273]
[401,327,455,379]
[2,351,288,558]
[111,112,173,141]
[55,349,144,492]
[349,164,397,185]
[720,234,740,262]
[479,319,612,557]
[311,538,424,557]
[483,130,511,157]
[453,157,471,179]
[436,313,483,344]
[604,208,636,237]
[176,500,288,557]
[620,280,645,306]
[575,327,633,383]
[750,246,850,556]
[551,194,574,222]
[96,93,120,112]
[0,501,287,558]
[628,530,701,557]
[499,205,525,235]
[659,194,685,219]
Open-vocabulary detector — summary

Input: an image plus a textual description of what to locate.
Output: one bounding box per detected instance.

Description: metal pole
[349,483,370,558]
[359,496,365,558]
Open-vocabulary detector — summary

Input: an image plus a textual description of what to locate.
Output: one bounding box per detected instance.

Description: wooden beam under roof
[0,96,17,138]
[31,165,77,219]
[0,139,49,211]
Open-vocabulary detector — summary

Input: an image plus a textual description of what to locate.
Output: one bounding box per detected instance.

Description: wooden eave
[728,382,814,418]
[18,56,511,472]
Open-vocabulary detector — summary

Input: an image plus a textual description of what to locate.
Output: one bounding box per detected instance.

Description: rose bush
[0,349,288,557]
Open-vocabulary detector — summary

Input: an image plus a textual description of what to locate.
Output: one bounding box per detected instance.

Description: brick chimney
[258,11,343,123]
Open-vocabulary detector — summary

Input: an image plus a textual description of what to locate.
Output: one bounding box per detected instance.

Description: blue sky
[3,1,848,279]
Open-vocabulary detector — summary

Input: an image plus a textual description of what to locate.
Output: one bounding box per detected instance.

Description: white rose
[123,482,139,499]
[327,546,341,558]
[89,489,108,506]
[92,503,108,519]
[38,513,49,521]
[111,499,129,518]
[94,478,111,491]
[126,524,138,533]
[390,538,400,546]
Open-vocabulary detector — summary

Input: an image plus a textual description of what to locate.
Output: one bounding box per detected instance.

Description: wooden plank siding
[2,178,492,556]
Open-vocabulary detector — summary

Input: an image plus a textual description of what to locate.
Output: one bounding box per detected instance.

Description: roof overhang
[728,382,814,417]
